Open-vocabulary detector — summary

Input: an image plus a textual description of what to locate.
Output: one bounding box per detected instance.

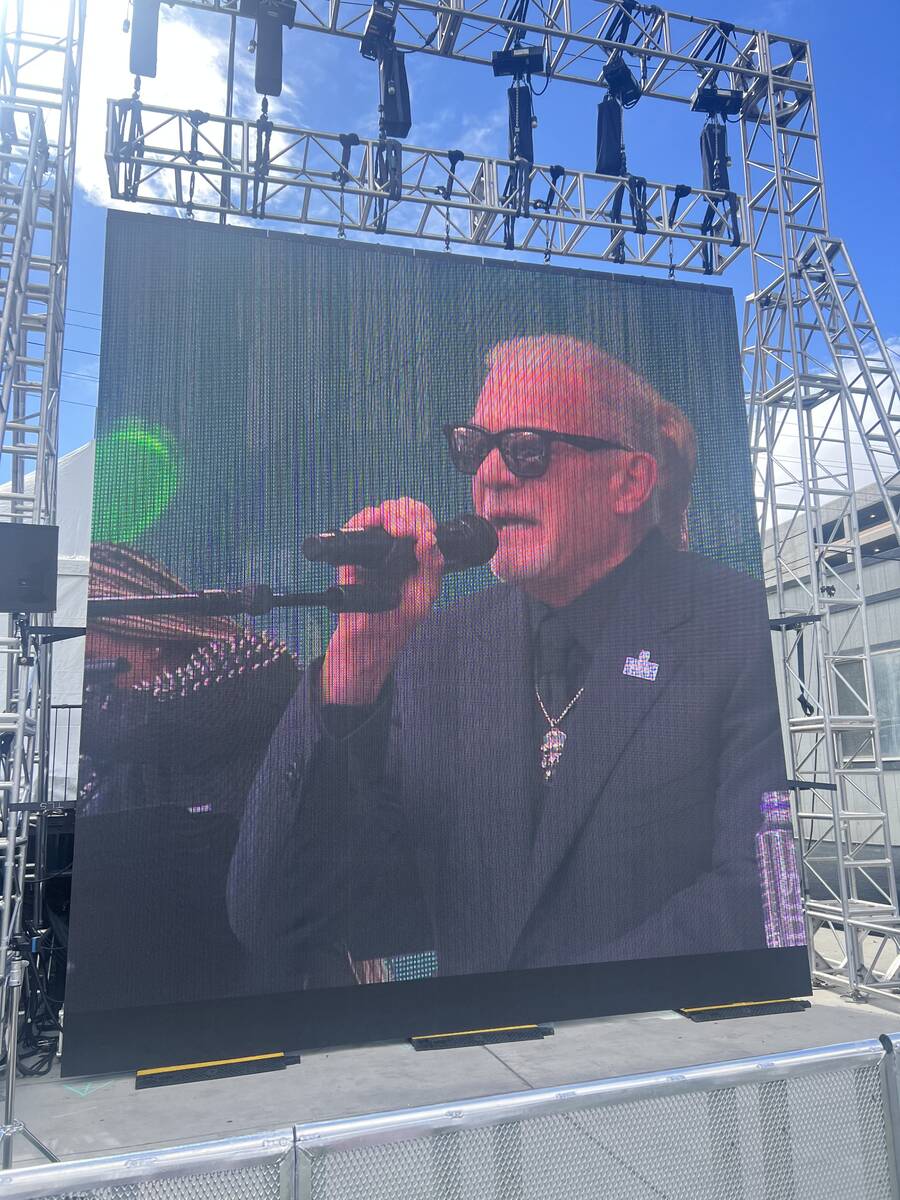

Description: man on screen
[228,335,789,980]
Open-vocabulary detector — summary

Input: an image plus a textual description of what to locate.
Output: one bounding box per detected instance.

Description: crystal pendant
[540,726,567,780]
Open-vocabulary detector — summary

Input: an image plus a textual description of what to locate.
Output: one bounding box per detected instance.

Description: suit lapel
[454,586,534,970]
[523,538,695,933]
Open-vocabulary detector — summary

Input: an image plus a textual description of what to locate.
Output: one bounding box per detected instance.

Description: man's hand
[320,499,444,705]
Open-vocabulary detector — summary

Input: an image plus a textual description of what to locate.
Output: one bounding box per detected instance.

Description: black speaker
[0,524,58,613]
[379,45,411,138]
[596,95,624,176]
[254,3,285,96]
[239,0,298,97]
[129,0,161,78]
[507,82,534,163]
[700,121,730,191]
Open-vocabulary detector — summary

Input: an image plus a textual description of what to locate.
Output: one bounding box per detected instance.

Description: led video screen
[64,212,809,1074]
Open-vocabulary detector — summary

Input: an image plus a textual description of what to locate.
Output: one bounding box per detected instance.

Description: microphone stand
[86,582,401,619]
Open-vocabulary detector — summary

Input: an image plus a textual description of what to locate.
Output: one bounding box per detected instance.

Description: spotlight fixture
[128,0,161,78]
[491,44,544,78]
[690,85,743,117]
[601,51,641,108]
[239,0,298,97]
[361,0,399,60]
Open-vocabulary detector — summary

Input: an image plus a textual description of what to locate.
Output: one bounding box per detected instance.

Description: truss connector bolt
[4,956,25,989]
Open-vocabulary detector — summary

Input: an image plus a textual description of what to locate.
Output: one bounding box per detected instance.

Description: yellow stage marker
[414,1024,540,1041]
[680,998,804,1014]
[135,1052,287,1088]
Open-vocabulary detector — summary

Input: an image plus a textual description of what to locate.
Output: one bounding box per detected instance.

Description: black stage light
[691,85,743,117]
[491,44,544,78]
[361,0,400,60]
[601,51,641,108]
[379,44,411,138]
[129,0,161,78]
[239,0,298,96]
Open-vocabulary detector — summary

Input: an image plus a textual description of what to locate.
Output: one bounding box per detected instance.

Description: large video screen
[64,213,809,1074]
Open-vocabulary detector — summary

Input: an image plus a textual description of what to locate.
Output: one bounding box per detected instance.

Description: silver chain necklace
[535,684,585,781]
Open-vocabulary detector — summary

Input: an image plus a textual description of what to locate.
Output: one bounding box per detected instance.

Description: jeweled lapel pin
[623,650,659,681]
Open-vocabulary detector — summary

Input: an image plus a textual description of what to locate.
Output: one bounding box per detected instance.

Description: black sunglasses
[442,423,633,479]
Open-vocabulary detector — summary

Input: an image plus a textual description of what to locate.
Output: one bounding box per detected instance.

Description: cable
[60,398,98,409]
[530,70,550,97]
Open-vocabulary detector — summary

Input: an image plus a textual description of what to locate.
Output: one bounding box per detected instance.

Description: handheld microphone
[302,513,498,577]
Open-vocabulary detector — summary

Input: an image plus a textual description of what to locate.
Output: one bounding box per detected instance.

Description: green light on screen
[92,421,180,542]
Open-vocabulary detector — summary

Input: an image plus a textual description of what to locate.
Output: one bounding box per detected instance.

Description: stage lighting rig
[359,0,412,140]
[595,46,640,183]
[491,45,544,78]
[601,51,641,109]
[690,85,743,117]
[361,0,399,60]
[239,0,297,97]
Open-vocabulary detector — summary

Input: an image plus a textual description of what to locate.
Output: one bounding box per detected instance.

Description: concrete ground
[10,981,900,1169]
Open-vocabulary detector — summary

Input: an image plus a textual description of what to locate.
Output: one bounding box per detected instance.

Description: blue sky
[57,0,900,460]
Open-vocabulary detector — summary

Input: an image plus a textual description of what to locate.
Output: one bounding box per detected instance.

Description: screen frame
[62,213,811,1076]
[62,947,810,1076]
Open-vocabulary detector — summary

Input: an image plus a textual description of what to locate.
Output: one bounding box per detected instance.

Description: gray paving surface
[9,983,900,1168]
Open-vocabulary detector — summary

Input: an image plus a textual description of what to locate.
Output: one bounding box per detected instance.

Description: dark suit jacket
[228,534,786,980]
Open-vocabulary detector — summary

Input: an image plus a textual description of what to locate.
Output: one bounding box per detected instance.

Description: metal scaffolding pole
[0,0,85,1167]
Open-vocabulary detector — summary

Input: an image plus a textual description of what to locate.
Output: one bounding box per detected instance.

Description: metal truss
[105,102,746,272]
[169,0,814,104]
[101,0,900,1001]
[0,0,84,1164]
[740,35,900,998]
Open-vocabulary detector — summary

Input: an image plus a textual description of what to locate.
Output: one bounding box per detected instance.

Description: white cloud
[412,105,508,159]
[75,8,232,206]
[73,5,306,209]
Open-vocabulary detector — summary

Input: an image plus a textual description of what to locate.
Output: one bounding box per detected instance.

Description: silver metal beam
[167,0,814,103]
[0,0,85,1169]
[105,101,747,272]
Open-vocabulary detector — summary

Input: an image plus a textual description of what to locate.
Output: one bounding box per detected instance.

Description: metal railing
[4,1032,900,1197]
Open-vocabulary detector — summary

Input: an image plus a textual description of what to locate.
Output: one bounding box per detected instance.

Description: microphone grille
[437,514,498,569]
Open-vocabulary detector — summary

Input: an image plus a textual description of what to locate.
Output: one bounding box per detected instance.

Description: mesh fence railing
[3,1036,900,1199]
[0,1130,295,1200]
[296,1041,900,1200]
[302,1060,894,1200]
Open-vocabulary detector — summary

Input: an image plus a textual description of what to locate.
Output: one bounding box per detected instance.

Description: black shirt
[527,528,660,698]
